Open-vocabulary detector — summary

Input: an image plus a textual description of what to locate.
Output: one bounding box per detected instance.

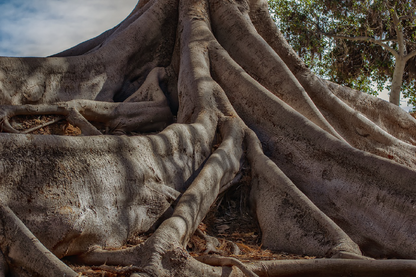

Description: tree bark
[390,56,406,106]
[0,0,416,276]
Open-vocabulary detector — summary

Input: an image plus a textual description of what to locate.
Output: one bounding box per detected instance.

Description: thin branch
[320,32,399,57]
[405,40,416,47]
[391,8,406,56]
[399,7,416,21]
[66,109,102,136]
[405,50,416,61]
[380,38,398,42]
[399,15,416,21]
[384,0,394,9]
[21,116,64,134]
[0,116,19,133]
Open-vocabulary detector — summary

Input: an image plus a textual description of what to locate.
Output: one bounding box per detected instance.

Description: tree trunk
[389,56,406,106]
[1,0,416,276]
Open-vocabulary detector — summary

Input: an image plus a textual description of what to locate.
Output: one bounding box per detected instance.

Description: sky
[0,0,412,110]
[0,0,137,57]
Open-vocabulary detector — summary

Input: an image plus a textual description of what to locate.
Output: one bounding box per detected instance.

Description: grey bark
[0,0,416,276]
[390,56,406,106]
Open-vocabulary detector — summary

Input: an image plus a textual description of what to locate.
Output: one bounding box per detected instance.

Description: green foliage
[269,0,416,102]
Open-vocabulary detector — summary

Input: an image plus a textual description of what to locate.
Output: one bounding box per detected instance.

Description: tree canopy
[269,0,416,106]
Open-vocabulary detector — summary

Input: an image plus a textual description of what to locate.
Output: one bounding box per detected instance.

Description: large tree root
[63,116,245,276]
[245,129,363,257]
[0,204,77,276]
[247,0,416,165]
[0,66,175,135]
[196,255,259,277]
[1,0,416,275]
[248,259,416,277]
[0,99,172,135]
[206,14,416,257]
[0,250,7,277]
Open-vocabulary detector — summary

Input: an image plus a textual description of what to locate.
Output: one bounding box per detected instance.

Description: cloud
[0,0,137,57]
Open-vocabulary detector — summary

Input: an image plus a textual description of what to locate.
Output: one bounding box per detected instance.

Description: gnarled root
[0,66,174,136]
[0,249,7,277]
[66,244,144,268]
[245,129,362,258]
[248,259,416,277]
[193,229,221,255]
[196,255,258,277]
[0,97,173,136]
[0,205,77,277]
[2,0,416,276]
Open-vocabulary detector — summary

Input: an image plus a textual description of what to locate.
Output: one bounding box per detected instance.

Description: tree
[269,0,416,106]
[1,0,416,276]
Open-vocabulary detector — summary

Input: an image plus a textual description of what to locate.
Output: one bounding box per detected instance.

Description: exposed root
[192,228,242,256]
[66,108,103,135]
[209,20,416,257]
[1,0,416,276]
[196,255,259,277]
[130,274,152,277]
[331,251,374,260]
[149,117,244,246]
[245,129,362,257]
[194,229,221,255]
[125,114,245,275]
[90,265,143,275]
[219,171,244,194]
[247,0,416,166]
[0,205,77,277]
[210,0,345,142]
[247,259,416,277]
[66,245,144,267]
[0,250,7,277]
[0,96,173,136]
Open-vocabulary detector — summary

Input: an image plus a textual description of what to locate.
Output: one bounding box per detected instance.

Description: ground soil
[10,115,81,136]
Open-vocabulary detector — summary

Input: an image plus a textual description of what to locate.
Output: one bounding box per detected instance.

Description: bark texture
[1,0,416,276]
